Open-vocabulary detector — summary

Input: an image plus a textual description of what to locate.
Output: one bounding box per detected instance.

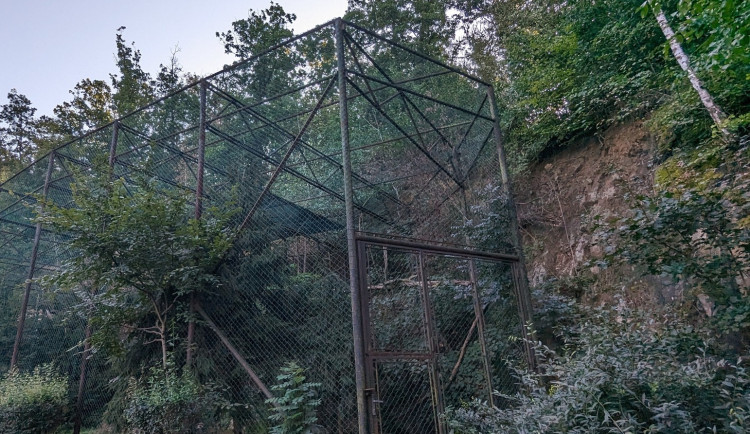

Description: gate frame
[355,235,525,434]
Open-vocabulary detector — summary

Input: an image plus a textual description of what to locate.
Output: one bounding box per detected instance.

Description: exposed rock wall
[515,121,667,301]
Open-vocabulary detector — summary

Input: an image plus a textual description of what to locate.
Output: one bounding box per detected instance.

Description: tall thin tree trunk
[652,5,733,141]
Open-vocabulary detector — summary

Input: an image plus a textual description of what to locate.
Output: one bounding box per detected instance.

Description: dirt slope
[515,121,660,298]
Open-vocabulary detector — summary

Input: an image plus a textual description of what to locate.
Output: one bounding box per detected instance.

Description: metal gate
[356,236,528,434]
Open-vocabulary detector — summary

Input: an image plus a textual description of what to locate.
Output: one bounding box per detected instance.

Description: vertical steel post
[187,80,207,367]
[418,251,446,434]
[336,18,369,434]
[73,321,93,434]
[195,81,207,221]
[10,151,55,369]
[356,241,378,432]
[460,187,496,406]
[468,259,496,406]
[74,121,119,434]
[486,86,536,370]
[108,120,120,171]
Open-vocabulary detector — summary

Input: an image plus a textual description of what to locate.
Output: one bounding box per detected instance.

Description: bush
[266,362,321,434]
[0,364,69,433]
[594,145,750,349]
[123,365,228,433]
[444,304,750,432]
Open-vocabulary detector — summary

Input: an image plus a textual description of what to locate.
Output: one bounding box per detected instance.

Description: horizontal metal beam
[356,235,519,263]
[367,351,432,361]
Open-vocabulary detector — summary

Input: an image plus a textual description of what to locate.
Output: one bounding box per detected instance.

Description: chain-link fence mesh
[0,20,530,433]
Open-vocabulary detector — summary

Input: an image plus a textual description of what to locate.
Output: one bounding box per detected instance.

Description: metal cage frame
[0,18,533,434]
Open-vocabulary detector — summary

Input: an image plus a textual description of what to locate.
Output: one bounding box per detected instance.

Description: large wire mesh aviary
[0,19,532,433]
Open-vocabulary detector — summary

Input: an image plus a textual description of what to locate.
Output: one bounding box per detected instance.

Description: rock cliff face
[514,121,677,302]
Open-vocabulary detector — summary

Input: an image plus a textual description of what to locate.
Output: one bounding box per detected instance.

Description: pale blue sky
[0,0,348,116]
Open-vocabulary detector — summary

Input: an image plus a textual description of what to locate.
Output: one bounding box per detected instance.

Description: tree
[643,0,733,141]
[216,2,302,102]
[50,78,114,139]
[38,174,234,371]
[345,0,457,58]
[673,0,750,79]
[155,49,185,97]
[217,2,296,60]
[110,27,154,117]
[0,89,38,172]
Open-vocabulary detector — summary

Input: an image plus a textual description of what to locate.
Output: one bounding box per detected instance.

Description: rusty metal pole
[195,81,207,222]
[486,86,536,370]
[73,322,93,434]
[336,18,368,434]
[187,81,207,367]
[418,251,446,434]
[458,166,497,405]
[467,259,496,406]
[10,151,55,369]
[108,121,120,170]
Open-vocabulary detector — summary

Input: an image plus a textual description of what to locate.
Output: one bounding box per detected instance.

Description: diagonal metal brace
[235,77,336,234]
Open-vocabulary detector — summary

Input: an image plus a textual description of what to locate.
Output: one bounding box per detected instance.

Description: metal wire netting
[0,20,531,434]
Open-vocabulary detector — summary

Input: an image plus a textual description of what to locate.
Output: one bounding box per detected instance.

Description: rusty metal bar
[356,235,519,263]
[337,18,368,434]
[468,259,496,407]
[357,240,379,433]
[418,251,446,434]
[73,318,93,434]
[195,304,275,402]
[486,85,536,370]
[10,152,55,369]
[186,81,207,368]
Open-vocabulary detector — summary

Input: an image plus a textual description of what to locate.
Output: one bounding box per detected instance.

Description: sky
[0,0,348,116]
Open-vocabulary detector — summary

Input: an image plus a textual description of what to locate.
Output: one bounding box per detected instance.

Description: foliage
[123,364,228,433]
[217,2,296,60]
[444,304,750,432]
[110,27,155,117]
[0,89,37,163]
[460,183,515,253]
[0,89,38,180]
[0,364,69,433]
[673,0,750,78]
[442,0,674,169]
[594,144,749,348]
[442,0,749,168]
[345,0,456,58]
[50,78,114,139]
[38,173,236,369]
[266,362,322,434]
[600,188,748,301]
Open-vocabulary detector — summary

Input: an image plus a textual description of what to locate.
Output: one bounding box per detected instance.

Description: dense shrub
[444,304,750,432]
[266,362,322,434]
[0,364,69,433]
[123,365,228,433]
[594,144,750,348]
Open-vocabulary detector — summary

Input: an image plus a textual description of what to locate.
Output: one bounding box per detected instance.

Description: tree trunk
[652,6,733,141]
